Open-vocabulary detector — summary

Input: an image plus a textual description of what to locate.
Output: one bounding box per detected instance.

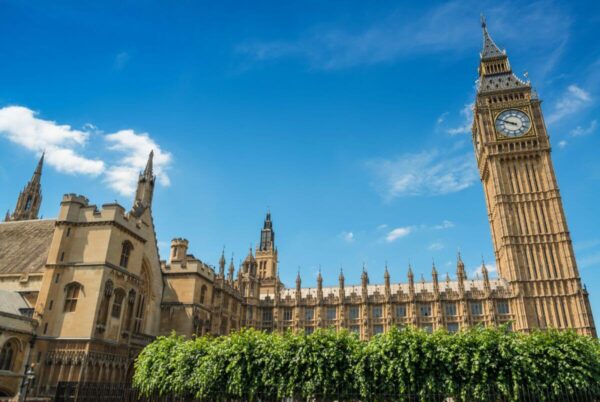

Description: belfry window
[0,339,16,371]
[120,241,133,268]
[64,282,82,312]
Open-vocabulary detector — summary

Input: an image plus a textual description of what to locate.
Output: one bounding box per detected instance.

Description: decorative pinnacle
[480,13,486,29]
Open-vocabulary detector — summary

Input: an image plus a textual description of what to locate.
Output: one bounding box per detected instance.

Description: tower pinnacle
[132,150,156,216]
[6,153,44,221]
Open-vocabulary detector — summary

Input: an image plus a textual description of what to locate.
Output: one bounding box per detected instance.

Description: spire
[4,210,10,222]
[144,150,154,178]
[7,154,44,221]
[219,248,226,277]
[477,17,529,94]
[339,267,345,287]
[384,262,390,280]
[457,252,466,279]
[317,266,323,286]
[480,14,504,60]
[34,152,44,178]
[259,210,275,251]
[227,254,235,283]
[296,268,302,290]
[361,264,369,286]
[132,150,156,215]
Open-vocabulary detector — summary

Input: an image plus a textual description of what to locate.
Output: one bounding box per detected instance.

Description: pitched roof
[0,289,29,315]
[0,219,55,274]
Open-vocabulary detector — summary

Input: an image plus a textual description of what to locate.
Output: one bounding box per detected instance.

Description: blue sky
[1,1,599,317]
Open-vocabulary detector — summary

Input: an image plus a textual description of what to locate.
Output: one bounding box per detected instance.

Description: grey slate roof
[0,289,29,315]
[0,219,55,274]
[481,26,504,59]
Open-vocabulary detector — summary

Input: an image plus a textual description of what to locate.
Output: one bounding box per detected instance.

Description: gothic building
[0,20,595,399]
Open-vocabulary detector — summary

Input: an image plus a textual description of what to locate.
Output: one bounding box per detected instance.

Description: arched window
[111,288,126,318]
[64,282,82,312]
[200,285,208,305]
[0,340,17,371]
[120,241,134,268]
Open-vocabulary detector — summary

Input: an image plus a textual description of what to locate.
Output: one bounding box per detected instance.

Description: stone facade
[0,21,595,399]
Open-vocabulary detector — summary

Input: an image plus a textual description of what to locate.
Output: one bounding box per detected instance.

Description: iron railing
[55,382,600,402]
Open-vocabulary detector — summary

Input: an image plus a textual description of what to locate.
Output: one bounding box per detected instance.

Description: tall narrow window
[200,285,208,305]
[120,241,133,268]
[111,288,126,318]
[133,294,145,333]
[64,282,82,312]
[0,340,16,371]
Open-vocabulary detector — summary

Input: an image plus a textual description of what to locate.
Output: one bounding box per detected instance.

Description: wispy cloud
[105,130,172,196]
[385,227,412,243]
[0,106,105,175]
[114,51,131,71]
[472,263,497,277]
[237,0,570,71]
[0,105,172,197]
[432,220,455,230]
[547,85,593,124]
[570,120,597,137]
[446,103,474,135]
[366,150,478,199]
[428,242,445,251]
[339,231,355,243]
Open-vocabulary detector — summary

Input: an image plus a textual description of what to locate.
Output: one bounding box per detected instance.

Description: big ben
[473,18,596,336]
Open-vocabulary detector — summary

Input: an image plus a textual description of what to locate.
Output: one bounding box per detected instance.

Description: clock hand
[501,119,518,127]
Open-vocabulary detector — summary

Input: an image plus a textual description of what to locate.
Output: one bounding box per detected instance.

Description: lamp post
[20,364,35,402]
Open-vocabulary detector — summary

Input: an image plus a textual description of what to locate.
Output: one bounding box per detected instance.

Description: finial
[480,13,486,29]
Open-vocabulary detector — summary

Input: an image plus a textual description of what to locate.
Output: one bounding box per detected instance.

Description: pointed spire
[432,260,438,276]
[132,150,156,215]
[407,264,414,279]
[34,152,44,178]
[219,247,226,277]
[480,14,504,60]
[338,266,345,287]
[384,262,390,279]
[7,154,44,221]
[144,150,154,178]
[317,266,323,285]
[227,254,235,283]
[4,210,10,222]
[296,268,301,286]
[361,264,369,286]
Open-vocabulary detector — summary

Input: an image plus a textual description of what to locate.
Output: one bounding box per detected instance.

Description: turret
[317,268,323,301]
[338,267,345,298]
[432,262,439,296]
[170,238,189,266]
[295,269,302,303]
[361,265,369,300]
[384,263,391,300]
[227,255,235,283]
[408,265,415,299]
[481,259,491,294]
[457,253,466,296]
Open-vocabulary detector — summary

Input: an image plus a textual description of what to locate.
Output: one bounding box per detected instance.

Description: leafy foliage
[133,327,600,401]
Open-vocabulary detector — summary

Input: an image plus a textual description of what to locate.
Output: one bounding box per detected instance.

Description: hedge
[133,326,600,401]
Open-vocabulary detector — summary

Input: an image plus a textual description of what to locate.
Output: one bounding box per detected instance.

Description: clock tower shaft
[473,20,595,336]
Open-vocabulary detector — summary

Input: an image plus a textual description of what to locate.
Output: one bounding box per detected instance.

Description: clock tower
[473,18,595,336]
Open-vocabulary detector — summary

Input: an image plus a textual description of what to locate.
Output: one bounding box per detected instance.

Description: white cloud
[367,150,478,199]
[0,105,172,197]
[570,120,597,137]
[339,231,355,243]
[376,224,388,231]
[0,106,105,175]
[104,129,172,196]
[558,140,568,148]
[385,227,412,243]
[447,103,474,135]
[472,263,497,277]
[432,220,454,230]
[428,242,444,251]
[547,85,592,124]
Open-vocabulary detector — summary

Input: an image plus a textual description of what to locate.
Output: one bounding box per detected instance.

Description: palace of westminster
[0,21,596,398]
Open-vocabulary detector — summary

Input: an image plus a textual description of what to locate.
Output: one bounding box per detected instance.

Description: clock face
[495,109,531,137]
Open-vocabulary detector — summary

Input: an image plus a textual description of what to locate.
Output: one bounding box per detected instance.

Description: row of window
[257,301,509,322]
[302,322,512,336]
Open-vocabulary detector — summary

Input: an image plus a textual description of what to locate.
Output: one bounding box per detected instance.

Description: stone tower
[256,211,277,279]
[5,153,44,221]
[472,18,596,336]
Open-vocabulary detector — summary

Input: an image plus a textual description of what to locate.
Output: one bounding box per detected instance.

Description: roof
[0,289,29,315]
[0,219,56,274]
